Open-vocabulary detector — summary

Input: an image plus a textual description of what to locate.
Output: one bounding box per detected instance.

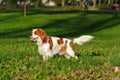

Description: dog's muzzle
[30,36,38,42]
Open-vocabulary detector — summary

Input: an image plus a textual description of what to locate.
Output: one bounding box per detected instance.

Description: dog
[30,28,94,60]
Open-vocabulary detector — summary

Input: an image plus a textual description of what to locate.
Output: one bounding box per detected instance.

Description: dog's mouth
[30,37,38,42]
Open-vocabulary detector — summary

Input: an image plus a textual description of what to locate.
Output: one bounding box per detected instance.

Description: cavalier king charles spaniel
[30,28,94,60]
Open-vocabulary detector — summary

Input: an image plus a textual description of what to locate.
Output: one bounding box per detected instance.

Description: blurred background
[0,0,120,12]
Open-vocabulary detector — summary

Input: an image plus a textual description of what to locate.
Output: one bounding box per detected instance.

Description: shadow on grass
[0,13,21,22]
[27,10,119,15]
[0,11,120,38]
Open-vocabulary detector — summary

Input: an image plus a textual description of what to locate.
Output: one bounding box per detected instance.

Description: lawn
[0,11,120,80]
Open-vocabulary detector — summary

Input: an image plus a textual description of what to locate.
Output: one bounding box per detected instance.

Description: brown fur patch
[48,37,53,50]
[59,40,68,53]
[57,38,64,45]
[70,39,77,56]
[70,39,74,50]
[59,46,67,53]
[34,29,46,43]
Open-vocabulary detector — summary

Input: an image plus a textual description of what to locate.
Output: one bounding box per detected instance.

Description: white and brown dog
[30,28,94,60]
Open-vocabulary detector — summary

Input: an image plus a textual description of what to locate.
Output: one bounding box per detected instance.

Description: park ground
[0,10,120,79]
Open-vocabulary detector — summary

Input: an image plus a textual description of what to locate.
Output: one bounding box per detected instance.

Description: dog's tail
[73,35,94,45]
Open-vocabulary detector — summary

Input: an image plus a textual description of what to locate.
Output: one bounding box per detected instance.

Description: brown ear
[40,29,47,43]
[35,29,47,43]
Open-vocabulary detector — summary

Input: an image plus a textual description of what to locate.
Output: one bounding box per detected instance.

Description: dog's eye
[34,32,36,34]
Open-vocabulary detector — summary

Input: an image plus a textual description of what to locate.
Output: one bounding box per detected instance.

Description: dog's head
[30,29,46,44]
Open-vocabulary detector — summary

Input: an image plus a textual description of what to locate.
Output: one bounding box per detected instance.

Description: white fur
[73,35,94,45]
[30,29,94,60]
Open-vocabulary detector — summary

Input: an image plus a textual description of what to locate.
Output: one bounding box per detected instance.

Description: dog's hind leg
[64,54,71,59]
[66,48,78,59]
[43,55,48,60]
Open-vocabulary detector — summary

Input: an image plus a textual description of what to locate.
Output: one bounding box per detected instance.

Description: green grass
[0,11,120,79]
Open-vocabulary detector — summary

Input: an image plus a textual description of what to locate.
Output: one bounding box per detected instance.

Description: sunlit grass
[0,11,120,79]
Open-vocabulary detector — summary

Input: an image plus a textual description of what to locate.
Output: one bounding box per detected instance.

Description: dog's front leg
[43,53,54,60]
[43,55,48,61]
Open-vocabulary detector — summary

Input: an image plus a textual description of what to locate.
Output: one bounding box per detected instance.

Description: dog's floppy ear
[35,29,47,43]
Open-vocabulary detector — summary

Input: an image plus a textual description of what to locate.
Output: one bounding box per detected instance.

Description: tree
[61,0,65,6]
[108,0,111,4]
[9,0,27,16]
[92,0,96,7]
[24,0,26,16]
